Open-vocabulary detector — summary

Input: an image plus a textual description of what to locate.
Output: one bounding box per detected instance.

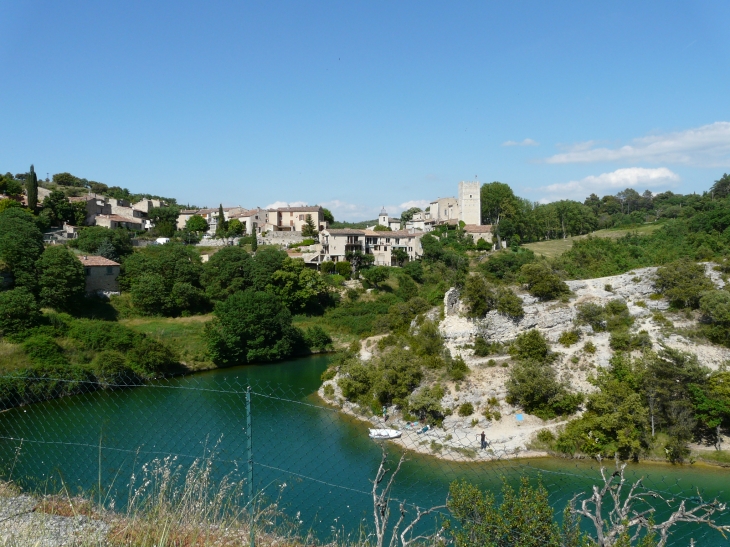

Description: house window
[106,266,113,275]
[299,215,304,221]
[85,268,91,276]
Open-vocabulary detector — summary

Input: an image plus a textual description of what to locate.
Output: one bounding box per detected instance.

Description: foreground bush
[506,360,582,419]
[205,290,302,365]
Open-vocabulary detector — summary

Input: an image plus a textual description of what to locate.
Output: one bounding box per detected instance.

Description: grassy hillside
[523,223,661,259]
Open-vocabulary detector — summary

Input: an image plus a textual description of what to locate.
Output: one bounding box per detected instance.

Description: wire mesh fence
[0,368,729,546]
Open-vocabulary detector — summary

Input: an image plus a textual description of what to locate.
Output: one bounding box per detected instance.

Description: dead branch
[570,456,730,547]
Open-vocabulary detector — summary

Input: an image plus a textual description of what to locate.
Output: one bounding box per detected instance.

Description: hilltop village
[2,168,730,468]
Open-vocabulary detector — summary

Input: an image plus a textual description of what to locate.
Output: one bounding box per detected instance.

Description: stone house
[68,195,111,225]
[94,214,144,231]
[463,224,493,245]
[265,206,328,232]
[318,228,424,266]
[77,255,121,294]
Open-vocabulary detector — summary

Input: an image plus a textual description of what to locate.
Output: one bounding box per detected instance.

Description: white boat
[369,428,402,440]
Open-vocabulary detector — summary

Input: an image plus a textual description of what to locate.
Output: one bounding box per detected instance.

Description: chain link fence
[0,370,729,546]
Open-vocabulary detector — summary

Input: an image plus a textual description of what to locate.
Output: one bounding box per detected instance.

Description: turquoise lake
[1,355,729,545]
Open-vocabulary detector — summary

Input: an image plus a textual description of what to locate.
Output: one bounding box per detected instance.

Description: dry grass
[121,315,215,371]
[523,224,662,259]
[0,340,33,373]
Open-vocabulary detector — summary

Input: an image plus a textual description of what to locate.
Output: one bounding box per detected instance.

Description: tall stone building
[458,181,481,225]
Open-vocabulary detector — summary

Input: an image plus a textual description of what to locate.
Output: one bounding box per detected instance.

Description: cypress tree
[251,222,258,252]
[27,164,38,212]
[215,204,227,238]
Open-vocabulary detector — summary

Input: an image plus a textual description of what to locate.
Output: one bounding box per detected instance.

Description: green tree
[690,371,730,450]
[201,246,253,301]
[52,172,84,187]
[0,173,24,197]
[266,257,329,313]
[392,247,408,266]
[372,224,391,232]
[0,199,22,214]
[399,206,422,224]
[520,262,570,300]
[0,208,45,290]
[558,354,649,460]
[41,190,74,225]
[481,182,518,247]
[0,287,40,336]
[446,477,568,547]
[360,266,390,288]
[463,274,497,317]
[301,214,318,237]
[72,226,133,258]
[509,329,551,362]
[185,214,209,234]
[26,164,38,211]
[250,223,258,252]
[122,244,206,315]
[506,360,581,419]
[96,239,119,261]
[250,247,287,290]
[321,207,334,224]
[655,258,714,309]
[37,246,86,310]
[710,173,730,199]
[214,204,227,238]
[227,218,244,238]
[205,290,300,364]
[149,205,180,237]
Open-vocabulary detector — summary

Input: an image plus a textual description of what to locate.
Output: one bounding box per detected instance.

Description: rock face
[441,266,671,346]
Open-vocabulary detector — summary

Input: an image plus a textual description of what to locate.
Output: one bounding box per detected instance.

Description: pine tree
[251,222,258,252]
[26,164,38,212]
[215,204,228,238]
[97,239,119,262]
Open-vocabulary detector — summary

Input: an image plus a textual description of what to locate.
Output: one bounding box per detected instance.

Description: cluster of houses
[28,181,494,296]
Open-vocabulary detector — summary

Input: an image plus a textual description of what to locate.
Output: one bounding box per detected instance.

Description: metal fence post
[246,385,254,547]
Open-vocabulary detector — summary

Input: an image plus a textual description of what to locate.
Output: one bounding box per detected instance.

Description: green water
[1,356,729,545]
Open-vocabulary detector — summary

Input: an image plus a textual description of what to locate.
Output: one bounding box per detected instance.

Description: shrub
[486,359,497,367]
[474,336,499,357]
[509,329,551,362]
[322,384,335,398]
[609,329,651,352]
[700,290,730,325]
[480,248,535,280]
[447,355,469,381]
[0,287,40,336]
[408,384,445,425]
[457,402,474,416]
[402,260,424,283]
[605,299,633,331]
[303,325,333,352]
[558,330,580,347]
[575,302,606,332]
[22,335,68,366]
[334,261,352,278]
[655,258,714,309]
[604,284,613,292]
[583,341,597,354]
[462,274,497,317]
[337,362,373,401]
[496,287,524,319]
[126,338,179,376]
[519,262,570,300]
[536,429,555,444]
[91,351,136,387]
[37,246,86,311]
[506,360,582,419]
[320,261,336,274]
[205,290,300,365]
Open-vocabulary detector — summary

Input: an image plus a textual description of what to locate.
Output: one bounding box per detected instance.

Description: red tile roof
[464,224,493,233]
[77,255,120,267]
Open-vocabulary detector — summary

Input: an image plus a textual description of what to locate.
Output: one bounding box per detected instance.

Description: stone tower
[458,181,481,225]
[378,207,389,227]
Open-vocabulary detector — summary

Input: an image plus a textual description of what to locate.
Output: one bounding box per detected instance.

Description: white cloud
[265,200,308,209]
[538,167,680,202]
[319,199,431,222]
[398,200,430,211]
[503,138,539,147]
[545,122,730,166]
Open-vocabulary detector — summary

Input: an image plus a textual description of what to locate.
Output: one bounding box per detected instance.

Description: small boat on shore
[369,429,402,440]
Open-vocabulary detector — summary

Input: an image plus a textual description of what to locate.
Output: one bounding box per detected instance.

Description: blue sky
[2,1,729,220]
